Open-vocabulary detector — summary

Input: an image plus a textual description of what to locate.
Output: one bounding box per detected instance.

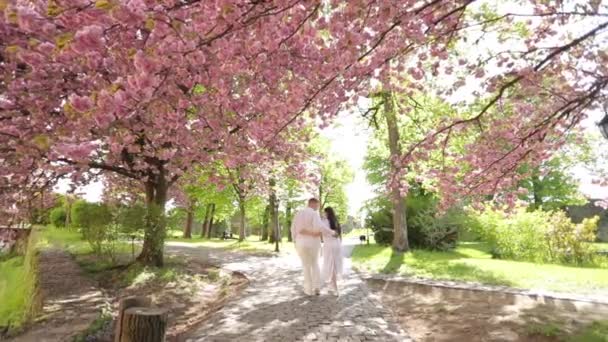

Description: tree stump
[119,307,168,342]
[114,296,152,342]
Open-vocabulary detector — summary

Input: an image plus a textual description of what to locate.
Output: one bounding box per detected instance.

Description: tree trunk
[268,178,279,249]
[238,198,246,242]
[65,196,72,228]
[286,201,293,242]
[119,307,168,342]
[201,203,210,238]
[183,199,194,239]
[207,203,215,238]
[261,204,270,241]
[532,173,543,210]
[318,184,323,214]
[137,177,168,267]
[383,91,409,252]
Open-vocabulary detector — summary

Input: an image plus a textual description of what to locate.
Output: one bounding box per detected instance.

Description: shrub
[71,201,113,256]
[364,189,461,250]
[115,204,146,236]
[467,205,599,264]
[49,207,67,228]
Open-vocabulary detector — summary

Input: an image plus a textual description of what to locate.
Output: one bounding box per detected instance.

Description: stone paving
[168,239,411,342]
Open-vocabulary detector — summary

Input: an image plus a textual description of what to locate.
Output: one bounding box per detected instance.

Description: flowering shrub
[467,205,599,264]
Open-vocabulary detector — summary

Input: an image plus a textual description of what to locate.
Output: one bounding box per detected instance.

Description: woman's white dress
[320,219,343,283]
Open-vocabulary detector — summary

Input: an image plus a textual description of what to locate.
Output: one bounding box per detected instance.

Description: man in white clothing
[291,198,335,296]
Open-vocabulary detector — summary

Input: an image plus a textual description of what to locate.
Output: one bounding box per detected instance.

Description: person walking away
[321,207,343,296]
[291,198,335,296]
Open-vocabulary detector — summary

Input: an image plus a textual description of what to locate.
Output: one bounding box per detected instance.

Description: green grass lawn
[352,242,608,295]
[0,256,31,329]
[0,233,39,332]
[166,229,296,254]
[596,243,608,252]
[168,235,296,255]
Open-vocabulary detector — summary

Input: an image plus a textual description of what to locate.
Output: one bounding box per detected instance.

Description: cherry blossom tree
[2,0,607,260]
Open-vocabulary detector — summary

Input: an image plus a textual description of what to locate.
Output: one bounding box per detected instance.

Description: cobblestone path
[168,239,411,342]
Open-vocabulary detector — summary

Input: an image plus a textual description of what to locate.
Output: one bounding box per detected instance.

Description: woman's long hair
[324,207,341,237]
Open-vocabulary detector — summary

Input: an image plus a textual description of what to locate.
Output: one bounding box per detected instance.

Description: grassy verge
[0,232,40,333]
[352,242,608,294]
[525,320,608,341]
[569,321,608,341]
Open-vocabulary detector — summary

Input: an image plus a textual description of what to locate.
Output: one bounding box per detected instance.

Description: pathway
[167,239,411,342]
[9,249,108,342]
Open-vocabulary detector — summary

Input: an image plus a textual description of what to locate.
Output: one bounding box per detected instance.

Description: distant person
[291,198,336,296]
[321,207,343,296]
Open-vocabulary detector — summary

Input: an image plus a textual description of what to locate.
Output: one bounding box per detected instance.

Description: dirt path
[8,249,108,342]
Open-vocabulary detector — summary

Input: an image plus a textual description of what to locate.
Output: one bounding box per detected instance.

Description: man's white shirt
[291,207,329,248]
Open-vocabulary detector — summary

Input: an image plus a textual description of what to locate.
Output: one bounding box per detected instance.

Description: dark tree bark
[383,92,409,252]
[286,201,293,242]
[531,173,543,210]
[207,203,215,238]
[201,203,210,238]
[238,199,246,242]
[268,178,279,250]
[261,204,270,241]
[136,174,168,267]
[183,198,195,239]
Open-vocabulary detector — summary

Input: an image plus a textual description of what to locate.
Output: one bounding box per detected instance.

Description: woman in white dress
[321,207,343,296]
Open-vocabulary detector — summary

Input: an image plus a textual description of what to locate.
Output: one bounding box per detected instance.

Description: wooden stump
[119,307,168,342]
[114,296,152,342]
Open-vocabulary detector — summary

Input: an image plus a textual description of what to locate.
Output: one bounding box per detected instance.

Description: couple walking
[291,198,343,296]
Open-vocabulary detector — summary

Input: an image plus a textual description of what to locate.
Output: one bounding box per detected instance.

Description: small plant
[527,322,563,337]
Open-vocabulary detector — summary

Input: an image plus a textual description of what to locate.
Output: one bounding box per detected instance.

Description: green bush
[467,205,599,264]
[49,207,67,228]
[115,204,146,236]
[71,201,113,257]
[364,188,460,250]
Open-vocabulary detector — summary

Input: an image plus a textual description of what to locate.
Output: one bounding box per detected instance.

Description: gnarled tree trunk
[383,91,409,252]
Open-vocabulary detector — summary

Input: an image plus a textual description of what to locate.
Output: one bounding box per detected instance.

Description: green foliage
[569,321,608,342]
[49,207,67,228]
[467,206,599,265]
[115,204,146,236]
[70,201,147,261]
[71,201,112,256]
[517,155,587,210]
[364,187,461,250]
[310,136,354,219]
